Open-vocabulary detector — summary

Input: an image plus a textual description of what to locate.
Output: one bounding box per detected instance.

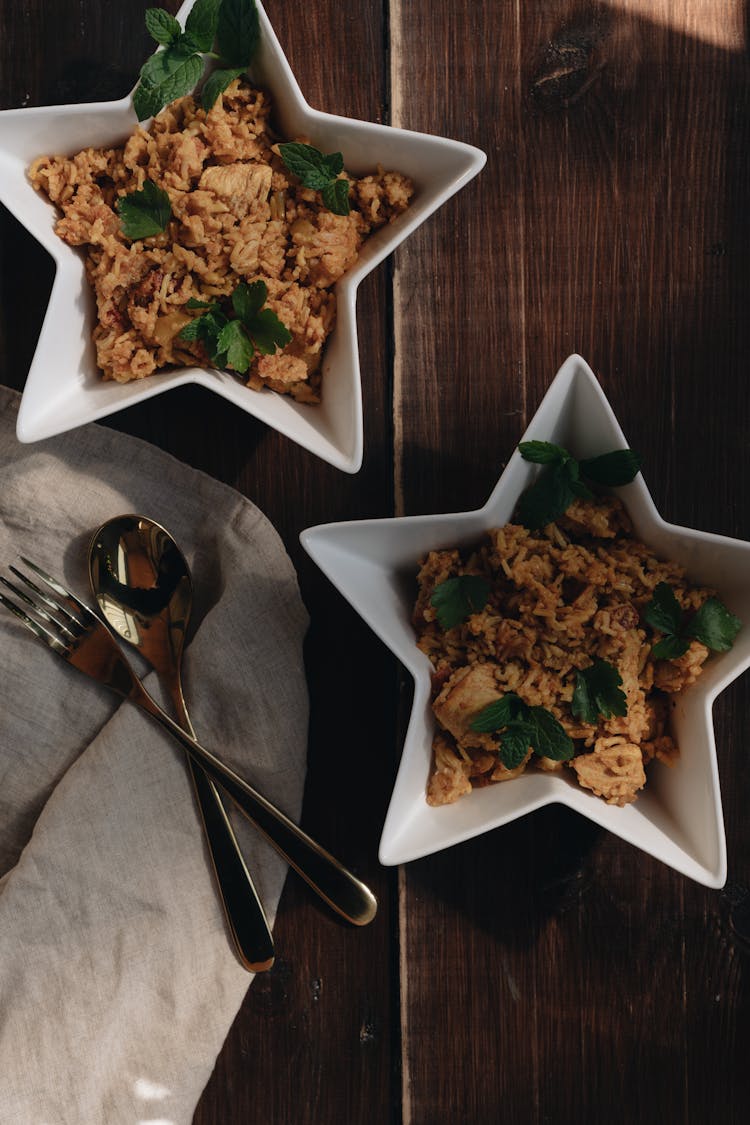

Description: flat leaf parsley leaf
[470,691,573,768]
[643,582,741,658]
[116,180,172,239]
[516,441,641,530]
[279,142,351,215]
[688,597,742,652]
[430,575,491,631]
[572,659,628,724]
[178,280,291,374]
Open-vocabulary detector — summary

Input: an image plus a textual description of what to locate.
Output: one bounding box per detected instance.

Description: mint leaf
[470,692,525,733]
[572,659,628,724]
[145,8,182,47]
[564,458,594,500]
[519,440,570,466]
[217,0,261,67]
[178,309,228,363]
[186,297,219,310]
[471,691,573,763]
[498,722,534,769]
[279,142,351,214]
[133,81,166,121]
[324,151,344,177]
[279,142,337,190]
[516,464,577,530]
[651,635,690,661]
[217,319,254,373]
[579,449,642,486]
[138,40,196,86]
[232,280,267,321]
[527,706,574,761]
[116,180,172,239]
[200,66,245,111]
[687,597,742,653]
[245,308,292,354]
[643,582,683,637]
[135,45,204,120]
[184,0,221,52]
[321,178,351,216]
[430,575,491,630]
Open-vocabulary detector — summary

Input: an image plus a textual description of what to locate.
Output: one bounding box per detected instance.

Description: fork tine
[0,589,69,654]
[0,574,80,640]
[18,557,98,623]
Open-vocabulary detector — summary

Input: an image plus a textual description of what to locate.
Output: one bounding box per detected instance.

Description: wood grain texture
[1,1,749,1123]
[393,2,750,1124]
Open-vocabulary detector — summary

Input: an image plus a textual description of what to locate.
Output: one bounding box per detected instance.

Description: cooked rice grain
[413,497,714,808]
[29,81,413,400]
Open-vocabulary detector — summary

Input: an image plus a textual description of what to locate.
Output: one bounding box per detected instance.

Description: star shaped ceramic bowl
[0,0,485,472]
[301,355,750,886]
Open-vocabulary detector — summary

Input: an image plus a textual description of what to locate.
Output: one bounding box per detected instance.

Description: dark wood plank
[0,2,399,1122]
[393,2,750,1123]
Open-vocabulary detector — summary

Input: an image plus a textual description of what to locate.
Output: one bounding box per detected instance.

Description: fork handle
[131,687,377,927]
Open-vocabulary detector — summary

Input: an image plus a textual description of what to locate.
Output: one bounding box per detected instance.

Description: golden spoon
[88,514,275,972]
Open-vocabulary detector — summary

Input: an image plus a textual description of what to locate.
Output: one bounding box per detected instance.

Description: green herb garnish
[516,441,641,530]
[430,575,491,631]
[470,691,574,769]
[178,280,291,373]
[644,582,741,659]
[278,142,351,215]
[133,0,260,121]
[572,658,628,724]
[116,179,172,239]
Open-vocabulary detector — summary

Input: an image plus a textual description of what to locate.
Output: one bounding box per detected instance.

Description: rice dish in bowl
[301,355,750,884]
[0,0,486,469]
[28,80,413,401]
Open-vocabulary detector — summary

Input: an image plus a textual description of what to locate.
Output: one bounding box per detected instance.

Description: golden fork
[0,559,377,927]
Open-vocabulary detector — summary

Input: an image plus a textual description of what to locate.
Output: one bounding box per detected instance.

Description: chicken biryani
[28,79,413,401]
[413,494,724,808]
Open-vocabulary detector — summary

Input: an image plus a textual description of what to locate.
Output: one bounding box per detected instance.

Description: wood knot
[531,18,604,109]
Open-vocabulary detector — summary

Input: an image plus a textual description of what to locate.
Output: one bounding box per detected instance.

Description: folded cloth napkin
[0,386,309,1123]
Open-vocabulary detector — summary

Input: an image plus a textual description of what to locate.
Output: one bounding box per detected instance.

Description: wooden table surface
[2,1,750,1122]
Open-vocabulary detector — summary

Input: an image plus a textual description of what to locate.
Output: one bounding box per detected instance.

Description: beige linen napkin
[0,386,309,1123]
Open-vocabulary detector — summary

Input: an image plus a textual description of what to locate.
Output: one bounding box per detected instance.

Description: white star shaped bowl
[301,355,750,886]
[0,0,485,472]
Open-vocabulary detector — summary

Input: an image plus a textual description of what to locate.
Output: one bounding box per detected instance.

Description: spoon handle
[132,684,378,927]
[187,759,276,971]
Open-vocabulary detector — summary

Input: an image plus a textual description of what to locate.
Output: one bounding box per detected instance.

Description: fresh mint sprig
[278,142,351,215]
[571,658,627,724]
[430,575,491,631]
[470,691,574,769]
[516,441,641,530]
[116,179,172,239]
[133,0,260,121]
[644,582,741,659]
[178,280,291,373]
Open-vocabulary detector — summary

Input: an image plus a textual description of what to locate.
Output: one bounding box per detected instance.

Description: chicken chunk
[432,663,502,742]
[569,736,646,806]
[426,734,472,806]
[198,162,272,220]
